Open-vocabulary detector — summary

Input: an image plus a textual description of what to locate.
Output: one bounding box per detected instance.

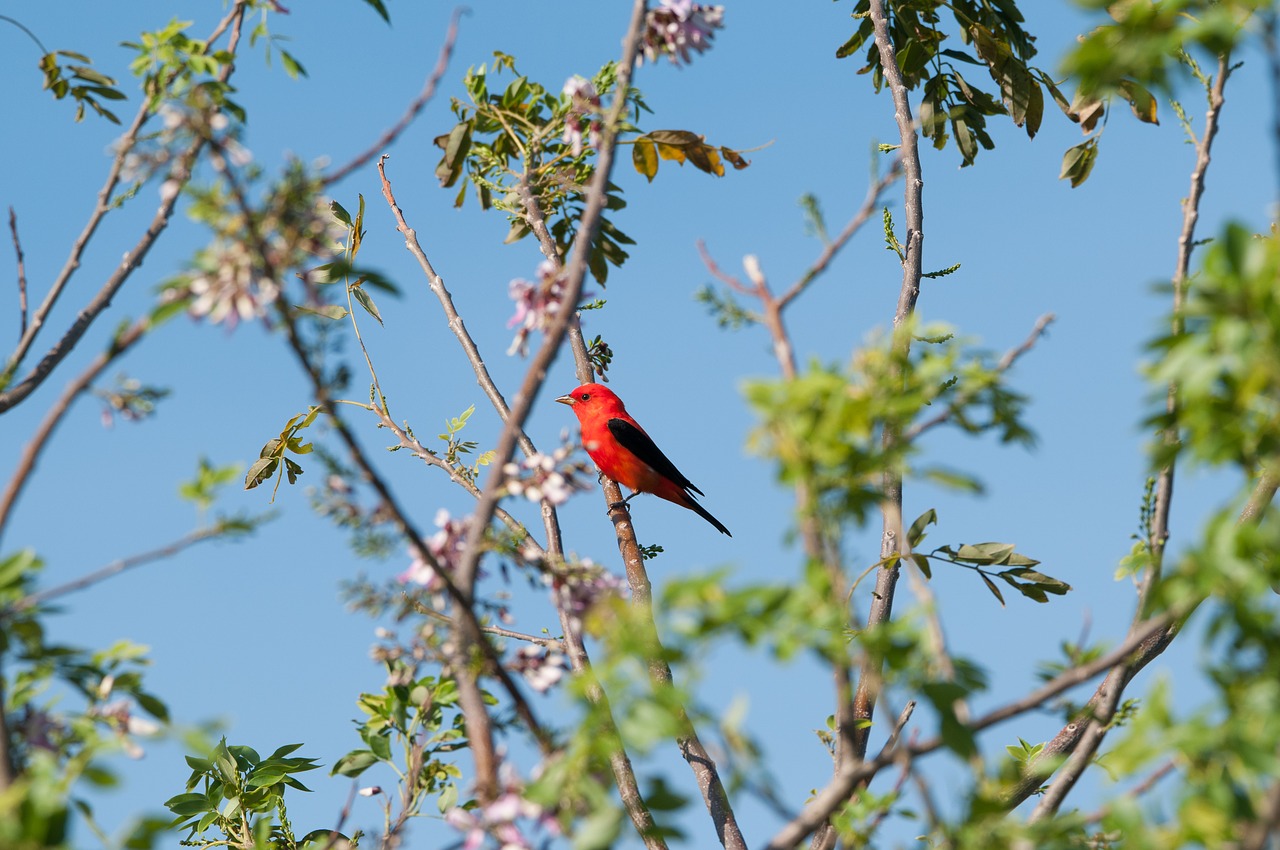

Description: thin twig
[903,313,1055,442]
[10,523,236,612]
[0,3,250,412]
[324,10,462,187]
[847,0,927,798]
[9,207,26,339]
[1014,53,1235,817]
[0,319,148,545]
[766,613,1178,849]
[777,158,903,310]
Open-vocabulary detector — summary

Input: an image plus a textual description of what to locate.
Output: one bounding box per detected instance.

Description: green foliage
[124,18,241,117]
[1064,0,1261,98]
[1150,224,1280,473]
[178,457,242,513]
[245,407,320,498]
[928,541,1072,605]
[694,285,758,331]
[165,739,327,848]
[331,668,464,814]
[836,0,1056,165]
[0,551,172,849]
[662,563,852,663]
[38,49,126,123]
[745,320,1034,525]
[433,405,496,483]
[432,57,636,284]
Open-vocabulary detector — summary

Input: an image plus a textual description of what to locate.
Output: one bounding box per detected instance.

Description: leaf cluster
[165,739,324,847]
[38,49,126,123]
[745,320,1034,525]
[837,0,1053,166]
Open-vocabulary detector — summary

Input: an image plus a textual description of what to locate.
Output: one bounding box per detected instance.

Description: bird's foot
[606,500,630,513]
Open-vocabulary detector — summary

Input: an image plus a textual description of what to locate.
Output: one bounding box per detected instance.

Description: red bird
[556,383,730,536]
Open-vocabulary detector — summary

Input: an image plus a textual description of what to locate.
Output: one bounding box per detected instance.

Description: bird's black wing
[606,417,704,496]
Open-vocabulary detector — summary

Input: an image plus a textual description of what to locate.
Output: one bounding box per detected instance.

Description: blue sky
[2,1,1275,846]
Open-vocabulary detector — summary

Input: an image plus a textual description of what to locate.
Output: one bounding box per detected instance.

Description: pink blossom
[506,262,589,356]
[398,509,474,588]
[561,76,603,156]
[640,0,725,66]
[502,447,591,506]
[509,645,566,693]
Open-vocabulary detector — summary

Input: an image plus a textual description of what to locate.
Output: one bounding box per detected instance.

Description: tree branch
[846,0,927,809]
[1012,53,1235,817]
[324,9,461,187]
[9,207,26,339]
[0,318,148,546]
[0,2,250,412]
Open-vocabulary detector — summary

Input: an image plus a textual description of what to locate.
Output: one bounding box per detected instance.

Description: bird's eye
[579,392,590,401]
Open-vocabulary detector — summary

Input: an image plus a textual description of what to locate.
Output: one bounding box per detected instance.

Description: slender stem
[0,319,148,546]
[1015,53,1234,816]
[8,207,26,339]
[0,3,250,411]
[324,10,461,187]
[10,523,233,612]
[850,0,926,785]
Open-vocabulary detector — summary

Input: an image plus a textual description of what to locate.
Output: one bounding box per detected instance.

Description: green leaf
[351,286,383,325]
[331,749,379,777]
[296,304,349,321]
[979,572,1006,606]
[907,508,938,548]
[573,806,623,850]
[164,793,212,817]
[267,743,305,760]
[1060,139,1098,188]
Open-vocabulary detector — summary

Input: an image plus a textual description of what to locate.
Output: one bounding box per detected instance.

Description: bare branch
[777,158,902,310]
[0,3,251,412]
[324,10,461,187]
[9,208,26,339]
[11,523,237,613]
[845,0,929,809]
[1015,53,1236,817]
[903,312,1055,442]
[0,318,148,545]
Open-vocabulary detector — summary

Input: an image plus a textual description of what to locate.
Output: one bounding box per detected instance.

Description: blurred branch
[324,9,461,187]
[9,207,26,339]
[0,2,250,413]
[0,318,148,546]
[1082,760,1176,825]
[838,4,929,840]
[10,522,238,613]
[768,612,1180,848]
[1016,53,1235,818]
[776,159,903,310]
[903,312,1055,442]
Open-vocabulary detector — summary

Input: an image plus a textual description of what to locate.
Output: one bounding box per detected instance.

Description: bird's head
[555,383,623,418]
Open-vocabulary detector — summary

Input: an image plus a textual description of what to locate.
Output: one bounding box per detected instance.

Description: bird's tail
[681,491,732,537]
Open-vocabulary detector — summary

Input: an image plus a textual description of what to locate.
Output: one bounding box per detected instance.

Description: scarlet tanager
[556,383,731,536]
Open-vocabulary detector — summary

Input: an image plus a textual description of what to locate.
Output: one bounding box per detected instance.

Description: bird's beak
[554,393,574,406]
